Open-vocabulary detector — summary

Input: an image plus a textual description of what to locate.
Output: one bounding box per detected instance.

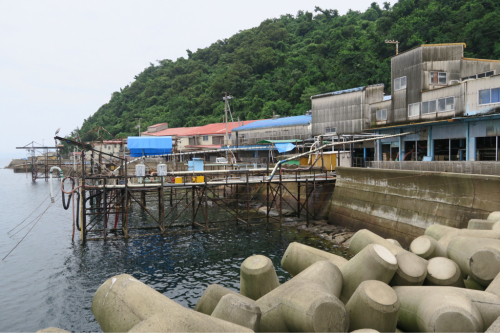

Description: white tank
[135,163,146,177]
[157,163,168,176]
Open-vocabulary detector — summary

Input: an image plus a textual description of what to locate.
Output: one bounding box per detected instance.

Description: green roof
[256,139,303,144]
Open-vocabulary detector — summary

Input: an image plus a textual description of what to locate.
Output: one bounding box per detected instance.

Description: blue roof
[232,115,311,132]
[311,84,384,99]
[127,136,172,157]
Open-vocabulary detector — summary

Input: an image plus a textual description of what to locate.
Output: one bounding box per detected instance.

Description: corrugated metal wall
[465,75,500,116]
[461,59,500,78]
[311,85,383,135]
[237,124,312,145]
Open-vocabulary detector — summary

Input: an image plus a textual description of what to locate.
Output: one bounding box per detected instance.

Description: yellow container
[192,176,205,183]
[175,177,183,184]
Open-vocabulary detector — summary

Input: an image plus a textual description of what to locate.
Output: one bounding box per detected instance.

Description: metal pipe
[268,132,413,181]
[49,166,63,202]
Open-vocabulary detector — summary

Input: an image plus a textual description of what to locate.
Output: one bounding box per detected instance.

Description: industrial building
[370,43,500,162]
[309,43,500,164]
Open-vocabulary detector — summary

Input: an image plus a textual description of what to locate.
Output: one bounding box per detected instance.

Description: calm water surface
[0,159,350,332]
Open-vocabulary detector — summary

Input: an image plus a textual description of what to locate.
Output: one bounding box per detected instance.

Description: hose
[61,177,75,210]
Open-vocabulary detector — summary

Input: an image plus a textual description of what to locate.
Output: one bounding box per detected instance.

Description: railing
[366,161,500,176]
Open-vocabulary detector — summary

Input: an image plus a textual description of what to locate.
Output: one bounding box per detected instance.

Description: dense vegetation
[78,0,500,139]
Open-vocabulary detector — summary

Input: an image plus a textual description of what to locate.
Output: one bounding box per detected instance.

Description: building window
[408,103,420,117]
[202,135,209,141]
[394,76,407,91]
[479,88,500,105]
[462,70,495,81]
[325,127,336,134]
[430,72,447,85]
[376,109,387,121]
[104,145,107,149]
[422,100,437,114]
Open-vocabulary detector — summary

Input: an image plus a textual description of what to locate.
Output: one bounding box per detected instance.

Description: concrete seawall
[329,167,500,246]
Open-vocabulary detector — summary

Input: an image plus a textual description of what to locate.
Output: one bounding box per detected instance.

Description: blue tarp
[127,136,172,157]
[275,143,296,153]
[232,115,311,132]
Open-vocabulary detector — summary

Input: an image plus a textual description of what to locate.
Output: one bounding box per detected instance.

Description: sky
[0,0,378,158]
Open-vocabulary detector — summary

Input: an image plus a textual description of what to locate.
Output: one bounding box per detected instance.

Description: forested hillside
[79,0,500,139]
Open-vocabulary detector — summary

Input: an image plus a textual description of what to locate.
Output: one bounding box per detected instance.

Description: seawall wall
[329,167,500,246]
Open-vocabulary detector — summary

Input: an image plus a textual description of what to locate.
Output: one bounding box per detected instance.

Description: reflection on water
[0,164,350,331]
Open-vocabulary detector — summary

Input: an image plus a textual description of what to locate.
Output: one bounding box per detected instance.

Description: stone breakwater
[37,210,500,333]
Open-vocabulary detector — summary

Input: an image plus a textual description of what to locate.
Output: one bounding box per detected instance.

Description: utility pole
[385,40,400,55]
[222,93,230,146]
[136,118,142,136]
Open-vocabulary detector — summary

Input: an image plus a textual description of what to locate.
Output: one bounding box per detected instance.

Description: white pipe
[49,166,63,203]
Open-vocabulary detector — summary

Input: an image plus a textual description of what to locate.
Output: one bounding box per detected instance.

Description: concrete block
[409,235,446,259]
[211,293,261,331]
[424,257,464,287]
[240,255,280,300]
[91,274,252,333]
[256,261,348,332]
[486,316,500,333]
[281,242,348,276]
[486,272,500,297]
[339,244,398,303]
[194,284,243,315]
[424,224,457,240]
[345,280,400,332]
[390,252,427,286]
[394,286,500,332]
[447,237,500,287]
[438,229,500,249]
[386,239,402,248]
[488,211,500,221]
[467,219,496,230]
[349,229,427,286]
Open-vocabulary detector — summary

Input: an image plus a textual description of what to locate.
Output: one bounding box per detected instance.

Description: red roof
[144,120,265,137]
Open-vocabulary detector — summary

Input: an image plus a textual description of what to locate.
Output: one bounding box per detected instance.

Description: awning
[257,139,303,144]
[127,136,172,157]
[275,143,296,153]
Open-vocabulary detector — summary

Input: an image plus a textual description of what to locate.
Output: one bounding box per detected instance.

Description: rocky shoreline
[281,218,355,247]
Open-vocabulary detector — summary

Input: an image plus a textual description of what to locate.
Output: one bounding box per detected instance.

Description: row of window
[461,71,495,81]
[479,87,500,105]
[395,70,496,91]
[375,96,456,121]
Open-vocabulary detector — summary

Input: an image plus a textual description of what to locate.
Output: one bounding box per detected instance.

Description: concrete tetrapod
[390,252,427,286]
[424,257,465,287]
[256,260,348,332]
[349,229,427,286]
[386,239,402,248]
[351,330,379,333]
[488,211,500,221]
[211,293,262,331]
[194,284,245,315]
[424,224,458,240]
[438,229,500,249]
[467,219,497,230]
[447,236,500,287]
[345,280,400,332]
[339,244,398,303]
[281,242,347,276]
[240,255,280,300]
[393,286,500,332]
[409,235,446,259]
[91,274,252,333]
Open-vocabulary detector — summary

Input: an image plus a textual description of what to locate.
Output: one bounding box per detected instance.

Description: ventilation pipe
[49,166,63,203]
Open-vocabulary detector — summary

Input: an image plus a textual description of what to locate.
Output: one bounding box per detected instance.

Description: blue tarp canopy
[127,136,172,157]
[275,143,296,153]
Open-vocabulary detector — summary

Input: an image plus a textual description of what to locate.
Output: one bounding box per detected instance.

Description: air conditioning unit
[449,80,460,85]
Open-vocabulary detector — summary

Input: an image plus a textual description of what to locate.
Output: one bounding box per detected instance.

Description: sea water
[0,160,349,331]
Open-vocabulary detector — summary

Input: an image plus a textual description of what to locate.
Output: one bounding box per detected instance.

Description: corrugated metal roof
[148,123,168,128]
[232,115,311,132]
[310,84,384,100]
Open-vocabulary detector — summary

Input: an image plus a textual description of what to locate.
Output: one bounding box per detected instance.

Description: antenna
[385,40,400,55]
